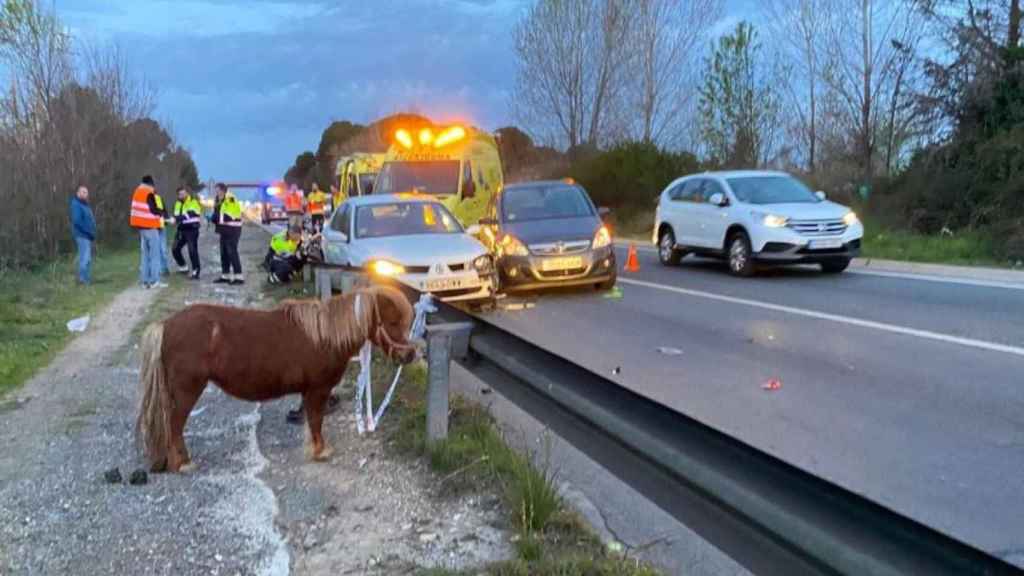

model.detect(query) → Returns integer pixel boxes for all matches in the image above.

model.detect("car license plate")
[541,256,583,271]
[809,239,843,249]
[426,278,463,291]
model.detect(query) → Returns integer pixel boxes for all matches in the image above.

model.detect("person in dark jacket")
[69,185,96,285]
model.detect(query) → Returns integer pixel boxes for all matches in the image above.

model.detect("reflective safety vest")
[219,195,243,227]
[174,197,202,226]
[129,184,161,229]
[284,190,303,213]
[154,194,166,229]
[270,231,299,258]
[307,190,327,215]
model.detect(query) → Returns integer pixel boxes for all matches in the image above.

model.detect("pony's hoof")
[312,447,333,462]
[179,462,196,474]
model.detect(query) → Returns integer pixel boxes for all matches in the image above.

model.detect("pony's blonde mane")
[280,285,410,351]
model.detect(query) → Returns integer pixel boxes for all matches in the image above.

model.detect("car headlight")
[500,234,529,256]
[592,225,611,249]
[369,260,405,276]
[756,212,789,228]
[473,255,493,272]
[843,211,859,226]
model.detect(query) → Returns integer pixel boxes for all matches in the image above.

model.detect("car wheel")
[728,232,756,277]
[821,259,851,274]
[658,229,683,266]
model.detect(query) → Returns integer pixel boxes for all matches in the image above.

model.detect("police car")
[321,194,496,302]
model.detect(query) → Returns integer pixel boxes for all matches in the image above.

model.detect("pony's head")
[362,285,417,364]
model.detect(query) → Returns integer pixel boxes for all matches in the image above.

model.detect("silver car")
[322,194,496,302]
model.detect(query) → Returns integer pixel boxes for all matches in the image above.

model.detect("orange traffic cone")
[624,244,640,273]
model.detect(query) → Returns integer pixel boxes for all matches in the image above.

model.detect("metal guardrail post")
[424,322,473,444]
[315,267,331,302]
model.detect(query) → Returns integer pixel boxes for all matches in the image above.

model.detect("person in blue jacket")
[69,185,96,285]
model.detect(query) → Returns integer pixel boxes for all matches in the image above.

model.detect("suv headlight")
[500,234,529,256]
[755,212,789,228]
[473,254,493,273]
[592,225,611,249]
[369,260,405,276]
[843,211,859,226]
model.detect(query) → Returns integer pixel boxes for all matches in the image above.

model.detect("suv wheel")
[658,229,683,266]
[728,232,756,277]
[821,259,851,274]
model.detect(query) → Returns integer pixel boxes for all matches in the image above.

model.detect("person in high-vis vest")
[129,175,166,289]
[284,184,304,231]
[263,228,306,284]
[307,182,328,232]
[213,184,244,285]
[154,192,171,276]
[172,186,202,279]
[330,184,344,213]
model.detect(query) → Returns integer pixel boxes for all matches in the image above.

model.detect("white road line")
[848,269,1024,291]
[618,277,1024,358]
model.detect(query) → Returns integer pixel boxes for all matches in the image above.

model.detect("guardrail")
[305,263,1019,575]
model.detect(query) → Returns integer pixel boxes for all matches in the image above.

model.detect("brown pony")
[135,285,416,473]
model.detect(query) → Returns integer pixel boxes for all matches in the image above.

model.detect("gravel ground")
[0,224,512,575]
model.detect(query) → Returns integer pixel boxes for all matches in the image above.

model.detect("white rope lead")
[354,293,435,434]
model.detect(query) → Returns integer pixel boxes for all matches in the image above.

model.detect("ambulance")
[336,153,385,199]
[372,122,503,226]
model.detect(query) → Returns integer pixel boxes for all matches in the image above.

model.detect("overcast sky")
[55,0,752,181]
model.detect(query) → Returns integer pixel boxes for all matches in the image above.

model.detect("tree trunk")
[861,0,873,183]
[1010,0,1021,49]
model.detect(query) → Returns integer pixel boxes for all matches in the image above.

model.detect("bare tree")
[764,0,830,172]
[629,0,721,146]
[821,0,925,179]
[512,0,633,151]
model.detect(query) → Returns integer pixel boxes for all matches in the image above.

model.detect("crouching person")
[264,228,306,284]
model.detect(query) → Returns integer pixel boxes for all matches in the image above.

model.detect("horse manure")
[128,469,148,486]
[103,467,122,484]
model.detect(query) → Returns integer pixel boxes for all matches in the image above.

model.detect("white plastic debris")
[656,346,683,356]
[66,315,90,333]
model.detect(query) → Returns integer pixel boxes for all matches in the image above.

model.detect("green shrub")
[569,141,700,219]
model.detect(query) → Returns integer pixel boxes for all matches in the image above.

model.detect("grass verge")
[387,364,660,576]
[859,220,1002,267]
[0,247,139,397]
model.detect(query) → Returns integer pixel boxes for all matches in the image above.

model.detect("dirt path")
[0,225,511,575]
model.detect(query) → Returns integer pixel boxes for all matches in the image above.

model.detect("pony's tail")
[135,322,170,471]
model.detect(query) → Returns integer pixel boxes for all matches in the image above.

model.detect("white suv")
[652,171,864,276]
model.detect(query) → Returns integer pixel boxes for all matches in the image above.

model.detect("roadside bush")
[569,141,700,219]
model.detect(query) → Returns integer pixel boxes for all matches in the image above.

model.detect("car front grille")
[536,266,588,279]
[787,219,847,236]
[529,240,591,255]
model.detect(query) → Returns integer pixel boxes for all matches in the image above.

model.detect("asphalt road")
[477,244,1024,568]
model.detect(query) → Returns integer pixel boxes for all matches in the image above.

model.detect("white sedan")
[322,194,496,302]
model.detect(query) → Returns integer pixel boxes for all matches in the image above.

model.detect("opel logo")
[556,241,565,254]
[817,223,825,232]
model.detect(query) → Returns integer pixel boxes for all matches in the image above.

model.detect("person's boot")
[190,269,200,280]
[230,273,244,286]
[214,275,230,284]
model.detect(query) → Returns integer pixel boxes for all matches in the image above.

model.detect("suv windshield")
[726,176,820,204]
[375,161,459,195]
[502,185,594,222]
[355,202,463,238]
